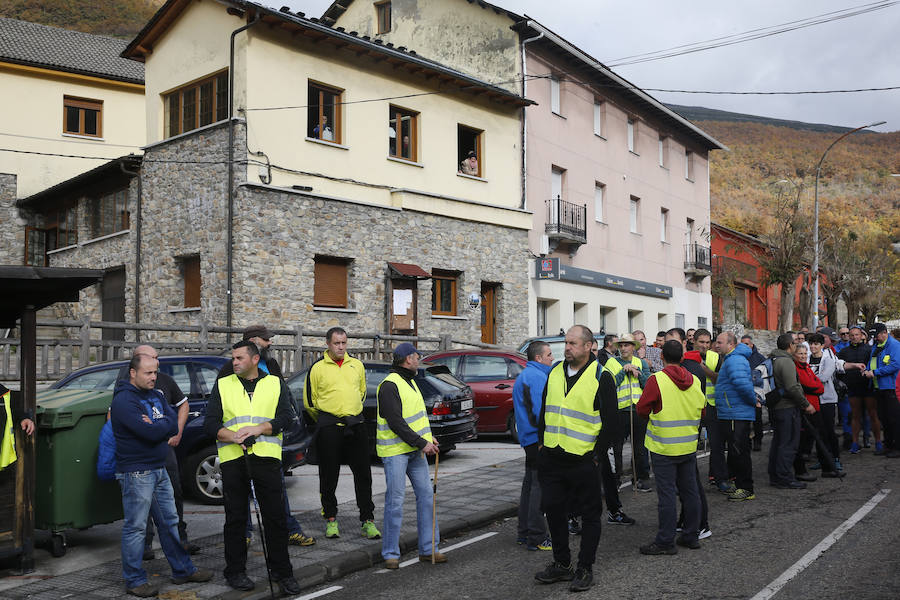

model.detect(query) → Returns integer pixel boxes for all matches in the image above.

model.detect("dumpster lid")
[36,389,115,430]
[0,266,103,328]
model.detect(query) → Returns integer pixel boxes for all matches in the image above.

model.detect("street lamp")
[812,120,886,330]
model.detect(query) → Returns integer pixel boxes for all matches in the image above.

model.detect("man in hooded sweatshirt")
[636,340,706,555]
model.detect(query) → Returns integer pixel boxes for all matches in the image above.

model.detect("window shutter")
[314,258,348,307]
[184,256,201,308]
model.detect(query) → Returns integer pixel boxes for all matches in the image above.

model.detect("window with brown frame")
[389,105,418,161]
[314,256,350,308]
[91,188,130,239]
[163,71,229,138]
[376,1,392,34]
[63,96,102,137]
[307,82,343,143]
[24,227,48,266]
[457,125,483,177]
[42,204,77,250]
[431,270,458,316]
[182,255,201,308]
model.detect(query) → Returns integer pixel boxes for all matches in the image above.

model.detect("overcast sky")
[282,0,898,133]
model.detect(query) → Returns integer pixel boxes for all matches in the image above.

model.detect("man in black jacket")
[838,326,882,453]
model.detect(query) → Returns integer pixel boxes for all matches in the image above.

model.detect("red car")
[423,350,526,441]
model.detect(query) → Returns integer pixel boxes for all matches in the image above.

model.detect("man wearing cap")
[863,323,900,457]
[376,342,443,568]
[305,327,380,540]
[604,333,651,491]
[0,384,35,472]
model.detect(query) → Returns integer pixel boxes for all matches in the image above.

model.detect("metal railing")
[545,196,587,243]
[684,243,712,275]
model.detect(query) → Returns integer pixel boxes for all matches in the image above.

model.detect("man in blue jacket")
[513,340,554,551]
[864,323,900,458]
[111,355,211,597]
[713,332,758,501]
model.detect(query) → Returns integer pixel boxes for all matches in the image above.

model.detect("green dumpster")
[34,389,122,556]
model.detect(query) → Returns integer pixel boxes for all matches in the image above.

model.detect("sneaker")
[636,479,652,493]
[675,536,700,549]
[716,481,736,494]
[569,567,593,592]
[567,517,582,535]
[727,488,756,501]
[289,532,316,546]
[534,560,575,583]
[607,510,636,526]
[527,538,552,551]
[698,527,712,540]
[325,519,340,538]
[639,542,677,555]
[172,568,213,585]
[834,459,844,471]
[810,462,821,470]
[384,558,399,569]
[849,442,860,454]
[874,442,886,455]
[361,520,382,539]
[126,582,159,598]
[225,573,255,591]
[278,577,301,595]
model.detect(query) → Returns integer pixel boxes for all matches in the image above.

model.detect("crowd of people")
[512,322,900,593]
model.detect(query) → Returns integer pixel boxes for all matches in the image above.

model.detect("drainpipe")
[520,24,543,210]
[120,157,142,338]
[227,11,260,339]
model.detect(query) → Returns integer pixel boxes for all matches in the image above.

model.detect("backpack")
[757,357,785,406]
[96,419,116,481]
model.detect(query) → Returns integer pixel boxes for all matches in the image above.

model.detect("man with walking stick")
[376,343,444,569]
[203,341,301,595]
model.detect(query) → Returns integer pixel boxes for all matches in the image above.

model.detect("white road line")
[750,488,892,600]
[375,531,500,573]
[291,585,343,600]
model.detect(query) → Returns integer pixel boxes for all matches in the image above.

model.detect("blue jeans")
[381,450,439,560]
[117,468,196,588]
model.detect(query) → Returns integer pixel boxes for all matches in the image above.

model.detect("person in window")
[313,115,334,141]
[459,150,478,176]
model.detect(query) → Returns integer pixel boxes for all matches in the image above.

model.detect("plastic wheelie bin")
[34,388,123,557]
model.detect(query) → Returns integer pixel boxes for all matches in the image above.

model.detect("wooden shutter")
[314,257,348,308]
[184,255,201,308]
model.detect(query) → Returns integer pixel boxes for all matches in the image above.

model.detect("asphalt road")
[295,446,900,600]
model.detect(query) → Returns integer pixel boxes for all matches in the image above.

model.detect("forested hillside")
[0,0,162,38]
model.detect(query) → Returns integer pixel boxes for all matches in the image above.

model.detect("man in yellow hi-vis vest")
[604,333,651,491]
[535,326,618,593]
[376,343,443,570]
[203,341,300,595]
[695,328,727,491]
[636,340,706,555]
[0,383,35,471]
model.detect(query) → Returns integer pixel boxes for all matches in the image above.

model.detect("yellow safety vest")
[703,351,720,405]
[216,375,283,464]
[603,357,644,409]
[1,391,16,470]
[644,371,705,456]
[376,372,433,458]
[544,361,603,456]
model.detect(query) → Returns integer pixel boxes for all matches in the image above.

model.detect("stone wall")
[0,173,24,265]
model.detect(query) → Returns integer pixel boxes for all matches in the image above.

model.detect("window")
[660,208,669,242]
[24,227,47,266]
[685,150,695,180]
[375,1,391,34]
[593,101,605,136]
[627,118,636,153]
[182,254,201,308]
[685,218,695,245]
[628,310,642,333]
[427,355,461,375]
[461,355,509,382]
[308,81,343,143]
[457,124,483,177]
[163,71,228,138]
[389,105,418,161]
[675,313,685,330]
[698,316,708,329]
[91,189,129,238]
[431,269,458,316]
[659,136,669,168]
[550,76,561,115]
[63,96,102,137]
[629,196,640,233]
[39,204,77,252]
[594,183,605,222]
[551,167,564,201]
[314,255,350,308]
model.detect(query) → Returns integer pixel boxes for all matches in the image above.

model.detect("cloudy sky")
[282,0,899,132]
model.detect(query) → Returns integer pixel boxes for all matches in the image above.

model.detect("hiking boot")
[126,582,159,597]
[796,473,817,482]
[527,538,552,551]
[278,577,301,595]
[172,568,213,585]
[534,560,575,583]
[289,532,316,546]
[607,510,636,525]
[569,567,593,592]
[636,479,652,493]
[384,558,399,569]
[698,527,712,540]
[325,520,340,538]
[849,442,860,454]
[516,536,526,545]
[822,470,846,478]
[567,517,581,535]
[419,552,447,563]
[639,542,677,555]
[727,488,756,501]
[142,548,154,561]
[675,536,701,549]
[361,520,381,539]
[225,573,255,591]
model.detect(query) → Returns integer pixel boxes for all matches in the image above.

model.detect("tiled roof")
[0,17,144,84]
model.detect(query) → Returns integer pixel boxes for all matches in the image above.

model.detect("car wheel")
[185,445,224,505]
[508,412,518,443]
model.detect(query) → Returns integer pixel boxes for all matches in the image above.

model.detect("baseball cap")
[870,323,888,335]
[243,324,273,341]
[393,342,420,360]
[818,326,839,342]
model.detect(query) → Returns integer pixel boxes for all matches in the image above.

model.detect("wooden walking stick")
[431,450,440,564]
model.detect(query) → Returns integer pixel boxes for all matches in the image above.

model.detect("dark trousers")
[613,409,649,482]
[518,444,547,545]
[753,405,764,445]
[146,446,187,548]
[598,446,622,513]
[769,407,801,485]
[651,452,700,547]
[678,432,709,530]
[221,455,292,580]
[315,422,375,522]
[819,404,841,461]
[877,389,900,449]
[719,419,754,492]
[705,405,727,482]
[538,452,603,570]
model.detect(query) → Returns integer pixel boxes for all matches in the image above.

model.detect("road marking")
[291,585,343,600]
[375,531,499,573]
[750,488,891,600]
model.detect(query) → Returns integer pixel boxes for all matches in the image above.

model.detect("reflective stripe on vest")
[603,357,643,409]
[644,371,705,456]
[0,392,16,470]
[376,373,433,458]
[216,375,283,464]
[704,351,719,405]
[544,361,603,456]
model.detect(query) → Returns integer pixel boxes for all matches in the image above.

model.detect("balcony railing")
[545,196,587,245]
[712,255,758,284]
[683,243,712,277]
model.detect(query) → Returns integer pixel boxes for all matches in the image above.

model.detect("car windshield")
[57,366,119,390]
[421,367,466,394]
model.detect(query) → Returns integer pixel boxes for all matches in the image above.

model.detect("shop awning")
[387,262,431,280]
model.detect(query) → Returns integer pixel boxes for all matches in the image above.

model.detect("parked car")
[422,350,526,442]
[286,361,477,457]
[48,355,312,505]
[517,332,606,364]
